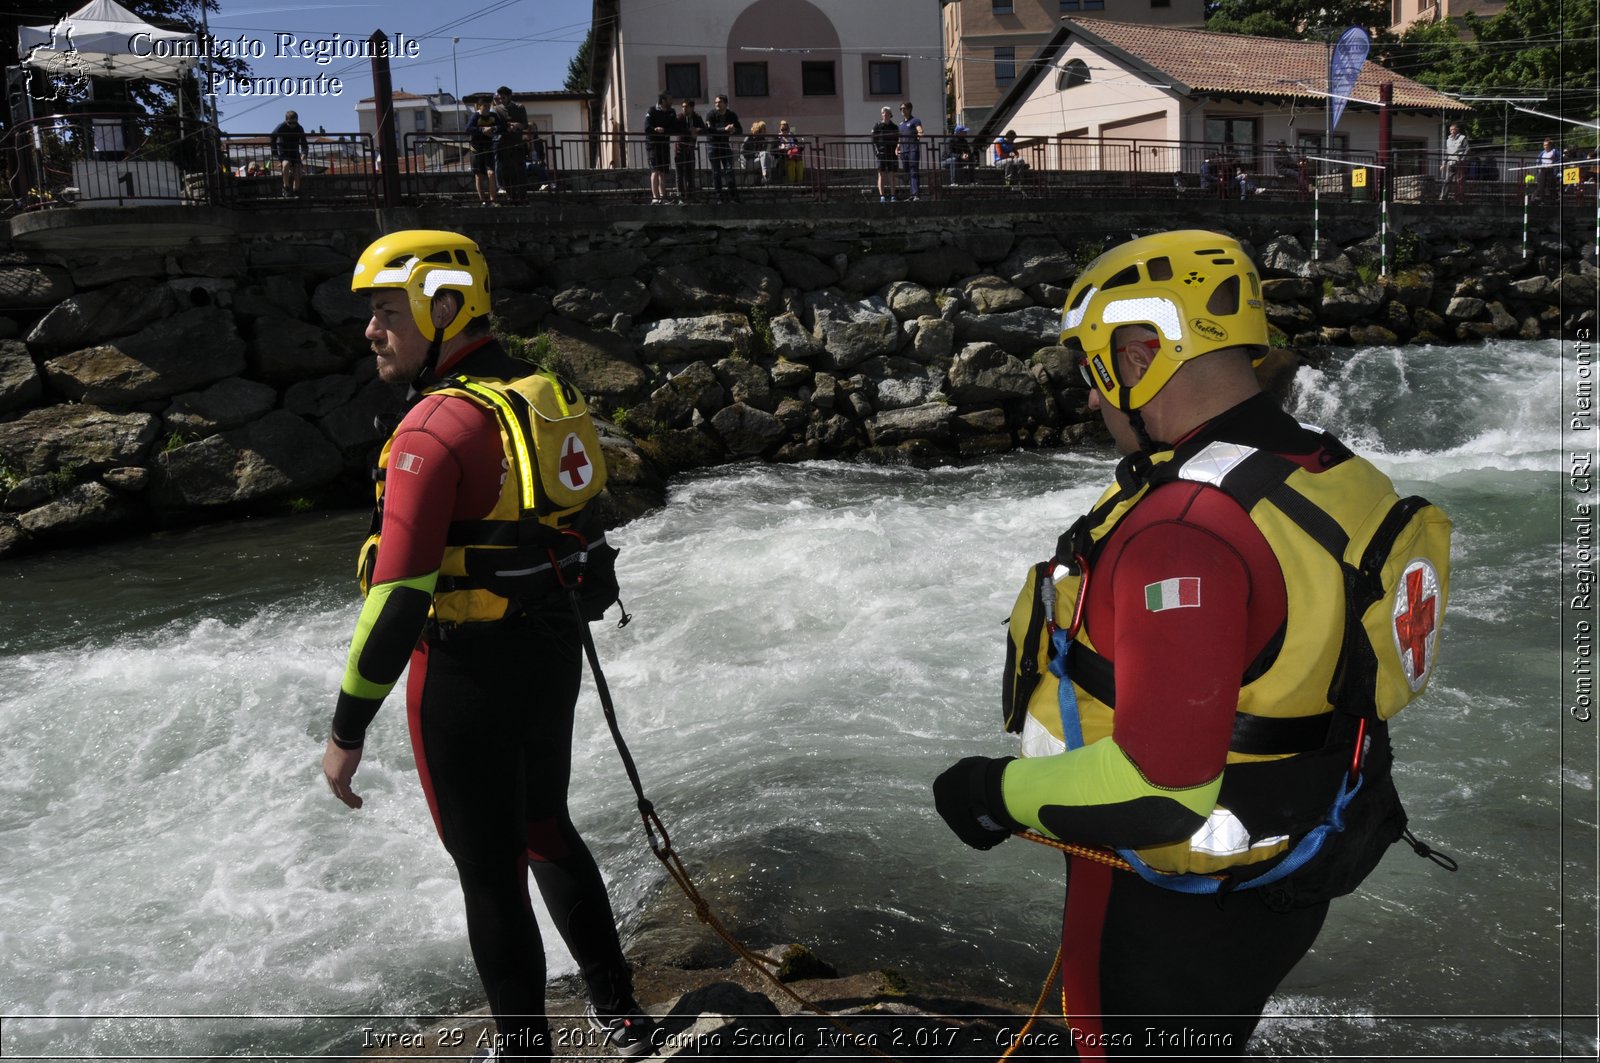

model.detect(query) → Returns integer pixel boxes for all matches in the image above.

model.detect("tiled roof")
[1067,18,1469,111]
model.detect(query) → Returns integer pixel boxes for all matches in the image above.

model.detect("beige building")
[978,18,1469,175]
[590,0,946,167]
[943,0,1203,132]
[1389,0,1506,35]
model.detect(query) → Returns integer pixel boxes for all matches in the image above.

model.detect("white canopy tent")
[18,0,197,83]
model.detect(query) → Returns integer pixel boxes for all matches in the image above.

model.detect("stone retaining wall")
[0,200,1594,559]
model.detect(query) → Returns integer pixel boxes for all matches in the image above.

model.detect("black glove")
[933,756,1019,850]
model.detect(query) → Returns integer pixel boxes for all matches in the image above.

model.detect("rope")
[997,942,1063,1062]
[568,591,908,1061]
[1011,830,1134,872]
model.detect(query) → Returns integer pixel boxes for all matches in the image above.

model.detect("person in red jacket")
[936,230,1447,1057]
[322,230,654,1060]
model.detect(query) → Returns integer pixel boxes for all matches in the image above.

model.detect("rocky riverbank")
[0,206,1593,560]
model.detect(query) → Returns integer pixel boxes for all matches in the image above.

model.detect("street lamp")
[451,37,461,129]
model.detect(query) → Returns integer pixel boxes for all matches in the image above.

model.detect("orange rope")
[1011,829,1134,872]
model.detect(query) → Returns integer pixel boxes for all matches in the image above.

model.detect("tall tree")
[564,27,594,93]
[1390,0,1598,147]
[1206,0,1391,39]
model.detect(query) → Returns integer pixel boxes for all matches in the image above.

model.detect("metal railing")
[7,118,1591,215]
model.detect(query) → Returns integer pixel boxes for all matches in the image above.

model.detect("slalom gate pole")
[1380,194,1390,278]
[1313,183,1321,259]
[1523,187,1530,260]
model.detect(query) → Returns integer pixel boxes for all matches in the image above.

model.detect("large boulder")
[947,342,1041,405]
[962,274,1031,314]
[910,317,956,366]
[310,274,370,329]
[0,263,73,309]
[873,367,941,411]
[25,278,178,350]
[233,274,311,320]
[1318,284,1384,327]
[953,306,1059,355]
[768,248,839,291]
[542,318,651,403]
[0,339,43,415]
[247,316,356,382]
[804,291,900,371]
[0,404,160,477]
[884,281,938,322]
[637,314,754,362]
[41,308,246,405]
[1389,267,1434,309]
[649,257,784,316]
[866,402,957,445]
[152,410,343,509]
[16,481,132,540]
[712,357,774,411]
[284,374,359,419]
[552,247,648,288]
[1257,236,1315,279]
[905,245,980,288]
[998,238,1076,288]
[709,402,786,456]
[163,377,279,438]
[553,278,651,327]
[318,377,406,456]
[841,254,908,295]
[767,311,822,362]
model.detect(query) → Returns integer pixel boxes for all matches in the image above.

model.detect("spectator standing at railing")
[673,98,707,204]
[945,124,974,187]
[1234,164,1256,200]
[270,109,306,198]
[527,123,552,191]
[493,87,528,202]
[1273,141,1297,181]
[896,102,923,201]
[466,97,500,206]
[871,107,899,201]
[776,120,803,184]
[644,93,676,205]
[706,94,743,203]
[1438,123,1467,203]
[1536,138,1561,203]
[743,120,772,185]
[994,128,1028,188]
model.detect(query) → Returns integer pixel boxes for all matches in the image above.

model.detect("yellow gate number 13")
[1352,167,1368,188]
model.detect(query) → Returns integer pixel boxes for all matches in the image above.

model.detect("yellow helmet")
[1059,230,1267,411]
[350,229,491,344]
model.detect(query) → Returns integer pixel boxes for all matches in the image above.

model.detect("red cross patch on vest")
[559,432,592,490]
[1392,558,1440,691]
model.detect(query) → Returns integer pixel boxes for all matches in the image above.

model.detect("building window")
[665,63,701,101]
[413,109,426,130]
[1207,116,1260,158]
[995,46,1016,86]
[734,62,769,97]
[868,60,903,96]
[1056,58,1090,90]
[801,61,836,96]
[993,0,1014,12]
[1061,0,1105,10]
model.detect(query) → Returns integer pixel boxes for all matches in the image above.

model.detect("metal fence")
[6,119,1594,216]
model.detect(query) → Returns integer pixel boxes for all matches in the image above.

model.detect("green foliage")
[1390,0,1599,147]
[1322,277,1336,299]
[1354,261,1380,285]
[564,28,594,93]
[45,464,78,498]
[1394,228,1424,269]
[0,463,21,495]
[285,496,314,514]
[748,306,775,358]
[504,332,557,369]
[1206,0,1391,40]
[161,431,192,454]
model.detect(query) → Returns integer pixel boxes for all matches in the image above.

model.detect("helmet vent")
[1206,275,1240,316]
[1147,257,1173,281]
[1104,265,1141,290]
[1211,257,1235,265]
[455,250,471,265]
[422,251,453,264]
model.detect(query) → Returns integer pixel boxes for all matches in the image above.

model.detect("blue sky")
[204,0,590,133]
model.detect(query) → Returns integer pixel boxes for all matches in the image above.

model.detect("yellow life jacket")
[358,366,616,628]
[1003,425,1451,879]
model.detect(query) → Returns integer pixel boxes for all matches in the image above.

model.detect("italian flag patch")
[1144,577,1201,612]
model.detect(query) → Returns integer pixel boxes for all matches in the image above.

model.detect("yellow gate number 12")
[1565,166,1581,186]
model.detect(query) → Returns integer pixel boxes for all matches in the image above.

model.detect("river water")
[1,338,1594,1060]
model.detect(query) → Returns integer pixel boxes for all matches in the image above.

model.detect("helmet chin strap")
[1126,407,1167,453]
[406,327,447,404]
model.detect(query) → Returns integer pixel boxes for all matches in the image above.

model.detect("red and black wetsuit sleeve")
[1000,480,1288,848]
[329,393,503,747]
